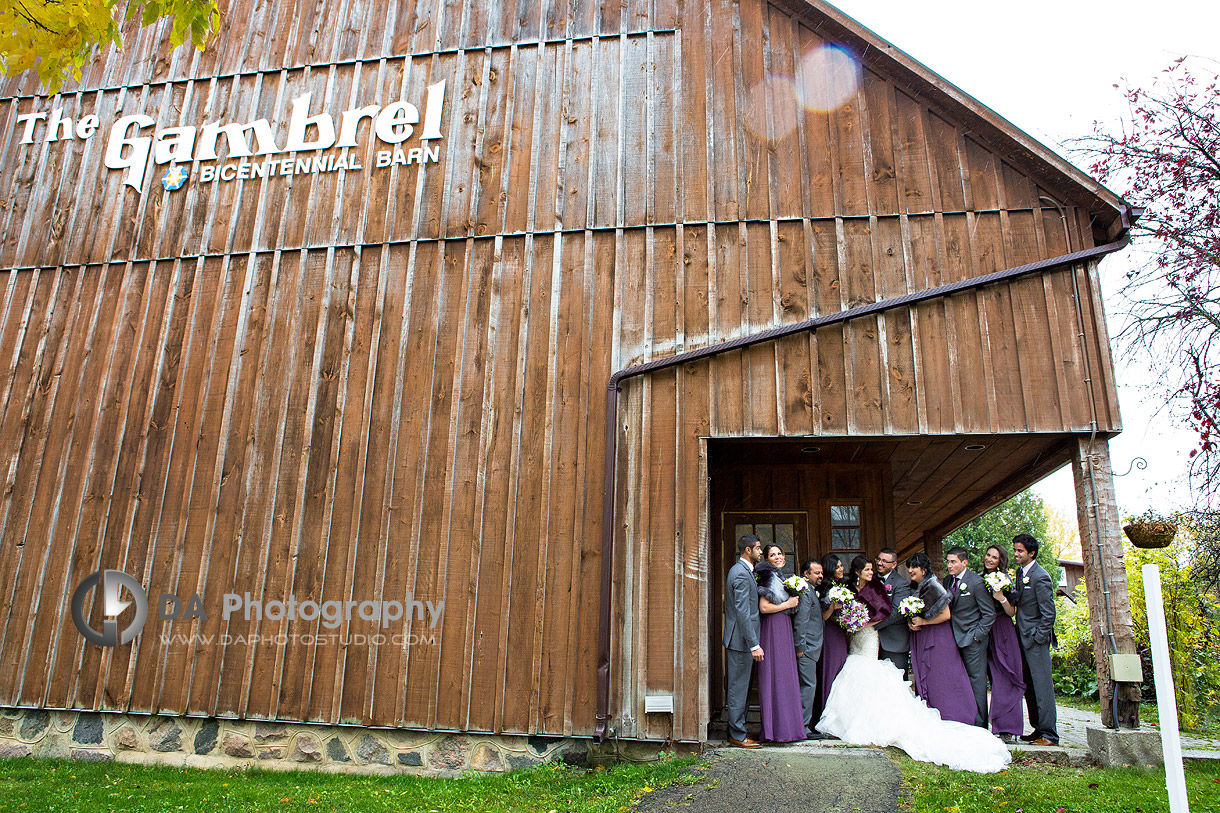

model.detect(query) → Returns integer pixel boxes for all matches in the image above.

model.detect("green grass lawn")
[0,755,699,812]
[894,751,1220,813]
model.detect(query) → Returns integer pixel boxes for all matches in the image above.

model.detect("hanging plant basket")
[1122,520,1177,549]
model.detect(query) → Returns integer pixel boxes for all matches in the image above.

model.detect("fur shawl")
[754,562,789,605]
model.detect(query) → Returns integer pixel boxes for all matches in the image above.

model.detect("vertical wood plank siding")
[0,0,1122,740]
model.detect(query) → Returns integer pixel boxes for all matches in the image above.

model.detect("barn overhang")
[596,229,1134,740]
[708,433,1091,557]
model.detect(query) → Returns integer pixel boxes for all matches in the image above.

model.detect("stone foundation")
[0,707,668,776]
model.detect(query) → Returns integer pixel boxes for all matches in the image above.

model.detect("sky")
[825,0,1220,522]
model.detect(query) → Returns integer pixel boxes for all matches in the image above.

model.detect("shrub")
[1053,535,1220,730]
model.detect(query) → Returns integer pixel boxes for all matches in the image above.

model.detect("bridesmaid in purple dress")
[984,544,1026,743]
[905,552,977,726]
[816,554,849,714]
[755,544,806,742]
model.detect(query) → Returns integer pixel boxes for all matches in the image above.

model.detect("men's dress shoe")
[998,733,1017,744]
[806,731,828,741]
[1019,732,1040,742]
[1031,737,1058,747]
[728,737,761,748]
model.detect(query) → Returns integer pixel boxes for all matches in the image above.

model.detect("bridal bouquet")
[897,596,924,619]
[837,599,870,633]
[783,575,811,596]
[826,585,853,605]
[781,575,810,615]
[984,571,1013,592]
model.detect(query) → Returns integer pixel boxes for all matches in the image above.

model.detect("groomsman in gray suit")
[1012,533,1059,745]
[946,546,996,727]
[873,547,911,677]
[723,533,764,747]
[793,558,826,738]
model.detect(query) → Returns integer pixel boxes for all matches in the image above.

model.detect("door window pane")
[775,523,796,577]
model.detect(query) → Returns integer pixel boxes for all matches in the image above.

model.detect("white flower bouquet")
[897,596,925,619]
[984,571,1013,592]
[783,575,811,596]
[826,585,853,605]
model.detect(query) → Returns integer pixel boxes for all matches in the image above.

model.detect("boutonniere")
[1022,576,1030,585]
[884,583,893,594]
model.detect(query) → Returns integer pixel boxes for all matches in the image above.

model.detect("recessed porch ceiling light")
[802,446,821,453]
[964,444,986,451]
[906,500,922,506]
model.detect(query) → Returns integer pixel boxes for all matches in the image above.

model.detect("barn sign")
[12,80,447,191]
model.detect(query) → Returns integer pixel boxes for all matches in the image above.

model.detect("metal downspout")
[593,232,1132,742]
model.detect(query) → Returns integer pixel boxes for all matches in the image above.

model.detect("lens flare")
[744,75,801,142]
[795,45,861,112]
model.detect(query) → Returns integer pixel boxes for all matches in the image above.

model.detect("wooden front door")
[709,511,809,731]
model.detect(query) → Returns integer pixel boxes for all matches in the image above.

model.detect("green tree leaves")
[1055,536,1220,730]
[942,489,1061,583]
[0,0,218,95]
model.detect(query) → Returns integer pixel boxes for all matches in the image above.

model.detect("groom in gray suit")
[723,533,764,747]
[1013,533,1059,745]
[873,547,911,677]
[793,558,825,738]
[946,546,996,727]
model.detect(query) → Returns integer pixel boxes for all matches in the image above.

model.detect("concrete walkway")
[1057,703,1220,760]
[636,742,901,813]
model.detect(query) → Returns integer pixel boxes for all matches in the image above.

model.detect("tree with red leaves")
[1072,58,1220,507]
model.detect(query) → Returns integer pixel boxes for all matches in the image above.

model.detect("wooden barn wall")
[3,0,1115,273]
[0,237,1113,739]
[0,0,1125,741]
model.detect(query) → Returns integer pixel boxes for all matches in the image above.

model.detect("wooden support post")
[922,530,943,568]
[1072,436,1141,728]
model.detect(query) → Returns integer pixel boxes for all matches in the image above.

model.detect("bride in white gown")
[816,557,1011,774]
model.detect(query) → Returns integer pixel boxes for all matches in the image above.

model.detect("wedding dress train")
[816,626,1011,773]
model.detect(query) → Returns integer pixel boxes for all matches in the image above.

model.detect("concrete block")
[1086,726,1163,769]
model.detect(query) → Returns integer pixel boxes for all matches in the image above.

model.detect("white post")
[1141,564,1190,813]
